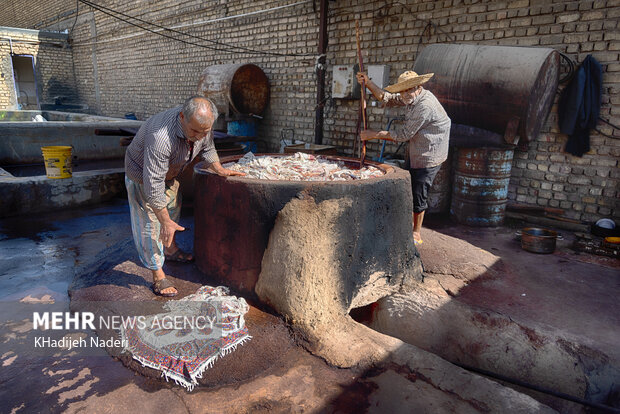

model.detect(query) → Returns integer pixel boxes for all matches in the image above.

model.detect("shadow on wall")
[45,77,78,104]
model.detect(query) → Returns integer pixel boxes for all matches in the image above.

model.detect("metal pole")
[314,0,328,145]
[355,20,367,167]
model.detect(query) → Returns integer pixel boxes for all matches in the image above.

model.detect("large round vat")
[196,64,270,116]
[414,44,559,143]
[193,154,415,295]
[450,147,514,227]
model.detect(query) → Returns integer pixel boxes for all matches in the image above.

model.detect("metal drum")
[414,44,559,144]
[450,147,514,226]
[427,149,452,214]
[196,64,270,116]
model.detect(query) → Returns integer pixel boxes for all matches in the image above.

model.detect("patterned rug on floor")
[119,285,251,391]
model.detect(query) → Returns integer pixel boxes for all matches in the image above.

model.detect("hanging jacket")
[558,54,603,157]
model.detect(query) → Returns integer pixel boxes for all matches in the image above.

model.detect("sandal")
[414,239,423,246]
[164,248,194,263]
[152,278,178,297]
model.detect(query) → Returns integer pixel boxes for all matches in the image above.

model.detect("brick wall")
[0,42,17,109]
[54,0,320,141]
[0,0,617,222]
[323,0,619,223]
[0,0,75,30]
[0,28,77,110]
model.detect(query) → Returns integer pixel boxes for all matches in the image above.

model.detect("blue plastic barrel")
[227,119,256,137]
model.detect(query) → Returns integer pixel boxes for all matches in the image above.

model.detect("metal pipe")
[355,20,367,167]
[314,0,328,145]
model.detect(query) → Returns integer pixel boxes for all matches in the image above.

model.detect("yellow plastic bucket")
[41,146,73,179]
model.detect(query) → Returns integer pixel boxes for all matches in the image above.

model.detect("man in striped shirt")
[357,71,451,245]
[125,96,244,296]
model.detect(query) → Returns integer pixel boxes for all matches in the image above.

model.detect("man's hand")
[209,161,246,177]
[361,129,382,141]
[159,219,185,248]
[356,72,385,101]
[361,130,394,141]
[217,168,245,177]
[360,130,376,141]
[356,72,369,86]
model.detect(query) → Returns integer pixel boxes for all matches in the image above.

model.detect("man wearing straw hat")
[357,70,451,245]
[124,96,244,297]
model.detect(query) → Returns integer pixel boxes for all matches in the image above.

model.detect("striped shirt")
[124,106,219,209]
[382,89,451,169]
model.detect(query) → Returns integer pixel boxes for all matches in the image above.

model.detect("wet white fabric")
[224,152,384,181]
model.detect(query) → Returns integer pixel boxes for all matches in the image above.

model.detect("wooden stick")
[355,20,367,168]
[506,203,565,216]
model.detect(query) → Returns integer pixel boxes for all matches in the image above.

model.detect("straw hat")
[385,71,434,93]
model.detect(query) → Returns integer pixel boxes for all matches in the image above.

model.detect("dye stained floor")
[0,199,617,413]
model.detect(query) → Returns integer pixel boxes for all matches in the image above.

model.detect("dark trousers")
[409,164,441,213]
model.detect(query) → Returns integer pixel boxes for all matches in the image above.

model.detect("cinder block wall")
[0,0,617,222]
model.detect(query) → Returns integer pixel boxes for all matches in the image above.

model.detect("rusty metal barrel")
[450,147,514,226]
[196,64,270,116]
[413,44,559,143]
[427,149,453,214]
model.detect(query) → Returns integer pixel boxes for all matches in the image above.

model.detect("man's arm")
[153,206,184,248]
[199,132,245,177]
[356,72,384,101]
[206,160,245,177]
[361,130,396,141]
[142,138,186,248]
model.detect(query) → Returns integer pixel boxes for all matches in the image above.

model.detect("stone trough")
[0,110,143,217]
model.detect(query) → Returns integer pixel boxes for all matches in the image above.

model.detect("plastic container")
[227,118,256,137]
[41,146,72,179]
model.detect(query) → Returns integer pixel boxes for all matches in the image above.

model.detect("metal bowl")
[521,227,558,254]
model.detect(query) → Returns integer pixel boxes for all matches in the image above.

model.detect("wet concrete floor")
[0,198,368,413]
[1,198,618,413]
[423,214,619,357]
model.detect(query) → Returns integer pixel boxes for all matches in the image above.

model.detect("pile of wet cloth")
[120,285,251,391]
[224,152,384,181]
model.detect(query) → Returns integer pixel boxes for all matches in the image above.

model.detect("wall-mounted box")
[367,64,390,90]
[331,65,360,99]
[331,64,390,99]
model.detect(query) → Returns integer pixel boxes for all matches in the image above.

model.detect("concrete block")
[553,192,568,200]
[539,190,552,199]
[0,169,125,218]
[556,13,581,23]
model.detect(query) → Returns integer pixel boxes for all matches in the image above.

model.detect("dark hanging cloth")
[558,54,603,157]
